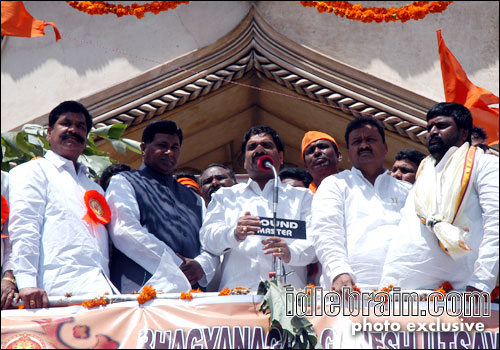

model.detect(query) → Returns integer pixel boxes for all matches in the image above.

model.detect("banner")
[1,295,498,349]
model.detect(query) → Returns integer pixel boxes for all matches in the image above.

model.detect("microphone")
[256,155,285,284]
[257,155,274,171]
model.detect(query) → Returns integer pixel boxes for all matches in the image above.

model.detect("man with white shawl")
[381,103,498,292]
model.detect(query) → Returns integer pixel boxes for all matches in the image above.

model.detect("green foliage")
[258,280,318,349]
[1,123,141,179]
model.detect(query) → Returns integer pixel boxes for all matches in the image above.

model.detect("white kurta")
[8,151,115,296]
[200,179,316,290]
[380,148,499,292]
[312,168,411,290]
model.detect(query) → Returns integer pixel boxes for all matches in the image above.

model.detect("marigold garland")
[66,1,189,19]
[218,288,231,296]
[180,291,193,300]
[300,1,453,23]
[81,296,108,309]
[137,285,157,304]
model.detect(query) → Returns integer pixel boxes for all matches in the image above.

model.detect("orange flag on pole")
[437,30,498,145]
[1,1,61,41]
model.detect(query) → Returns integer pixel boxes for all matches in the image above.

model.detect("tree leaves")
[1,124,141,177]
[258,280,318,349]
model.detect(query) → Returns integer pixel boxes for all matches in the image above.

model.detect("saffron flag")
[1,1,61,41]
[437,30,499,145]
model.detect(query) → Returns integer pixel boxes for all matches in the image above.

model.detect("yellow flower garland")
[66,1,189,19]
[300,1,453,23]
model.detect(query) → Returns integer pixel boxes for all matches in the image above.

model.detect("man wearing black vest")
[106,120,216,293]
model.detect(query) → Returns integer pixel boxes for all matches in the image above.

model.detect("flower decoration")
[440,281,453,292]
[189,288,203,293]
[218,288,231,296]
[299,1,453,23]
[82,190,111,226]
[66,1,189,19]
[137,285,157,304]
[180,292,193,300]
[81,296,109,309]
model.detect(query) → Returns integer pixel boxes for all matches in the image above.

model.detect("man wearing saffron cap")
[311,117,411,292]
[8,101,116,309]
[175,173,202,196]
[301,131,342,193]
[106,120,217,293]
[200,125,316,290]
[381,103,498,292]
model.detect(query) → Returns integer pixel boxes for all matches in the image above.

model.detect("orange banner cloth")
[1,1,61,41]
[437,30,498,145]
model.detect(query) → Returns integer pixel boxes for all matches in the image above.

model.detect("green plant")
[258,280,318,349]
[1,123,141,179]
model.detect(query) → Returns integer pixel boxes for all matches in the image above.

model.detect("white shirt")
[200,178,316,290]
[380,148,499,292]
[312,168,411,289]
[8,151,115,296]
[106,174,218,288]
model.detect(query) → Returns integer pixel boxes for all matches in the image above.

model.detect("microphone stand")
[269,164,286,285]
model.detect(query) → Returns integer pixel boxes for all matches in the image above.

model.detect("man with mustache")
[302,131,342,193]
[200,125,316,290]
[198,164,237,207]
[106,120,217,293]
[381,103,498,292]
[7,101,117,309]
[311,117,411,292]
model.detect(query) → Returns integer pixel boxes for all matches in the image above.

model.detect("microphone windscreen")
[257,155,274,171]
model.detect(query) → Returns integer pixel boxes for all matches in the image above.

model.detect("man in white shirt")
[312,117,411,292]
[381,103,499,292]
[8,101,116,309]
[106,120,217,293]
[200,125,316,290]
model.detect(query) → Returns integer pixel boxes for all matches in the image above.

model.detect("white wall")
[2,1,498,131]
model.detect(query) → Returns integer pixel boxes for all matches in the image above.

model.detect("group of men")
[1,100,498,309]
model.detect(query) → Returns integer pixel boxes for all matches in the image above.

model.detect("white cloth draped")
[381,146,499,292]
[413,143,476,259]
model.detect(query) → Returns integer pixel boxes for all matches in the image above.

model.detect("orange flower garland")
[218,288,231,296]
[180,291,193,300]
[137,285,157,304]
[81,296,109,309]
[66,1,189,19]
[300,1,453,23]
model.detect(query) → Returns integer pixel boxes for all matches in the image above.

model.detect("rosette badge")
[1,195,9,238]
[82,190,111,226]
